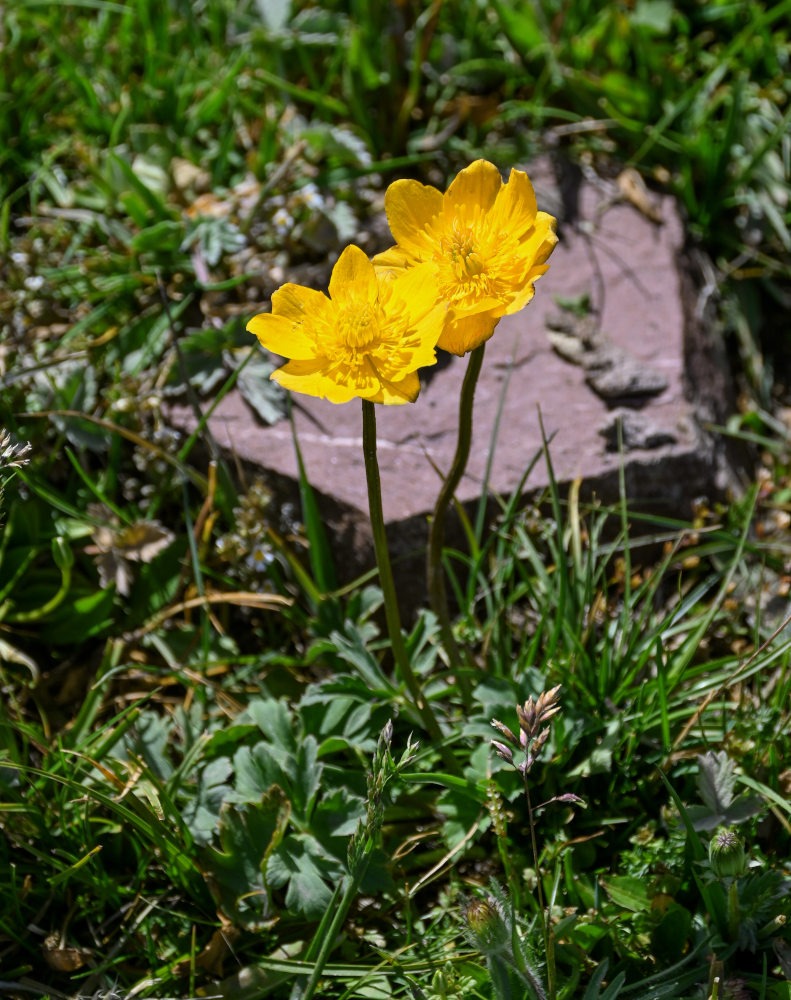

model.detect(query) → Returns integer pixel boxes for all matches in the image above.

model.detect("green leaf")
[122,710,174,781]
[37,586,115,644]
[294,735,322,817]
[493,0,544,53]
[233,742,288,804]
[599,875,651,912]
[247,698,296,753]
[689,751,763,830]
[311,785,365,840]
[266,832,341,919]
[651,902,692,964]
[568,719,619,777]
[328,627,396,694]
[108,151,173,222]
[130,219,184,254]
[235,351,288,426]
[630,0,673,34]
[697,750,735,813]
[200,787,290,929]
[181,757,233,846]
[202,724,258,758]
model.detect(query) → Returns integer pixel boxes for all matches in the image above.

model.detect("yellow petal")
[247,313,315,359]
[342,357,383,398]
[372,244,411,275]
[388,261,442,318]
[328,245,378,306]
[511,216,558,273]
[384,179,443,260]
[376,370,421,405]
[438,311,500,355]
[323,379,367,404]
[444,160,502,225]
[532,214,558,265]
[272,361,357,404]
[271,282,331,325]
[490,167,538,238]
[450,293,504,318]
[500,263,552,317]
[501,281,536,316]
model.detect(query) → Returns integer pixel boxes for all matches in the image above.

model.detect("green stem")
[297,864,369,1000]
[427,343,485,706]
[727,879,740,942]
[362,400,456,772]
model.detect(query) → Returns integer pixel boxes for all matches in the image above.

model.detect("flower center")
[337,303,378,352]
[441,223,485,281]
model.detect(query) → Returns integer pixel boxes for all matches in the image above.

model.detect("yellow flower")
[247,244,442,404]
[373,159,557,356]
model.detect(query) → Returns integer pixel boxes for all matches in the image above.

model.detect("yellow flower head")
[247,244,442,404]
[374,159,557,356]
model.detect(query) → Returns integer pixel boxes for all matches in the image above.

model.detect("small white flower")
[272,207,294,236]
[245,545,274,573]
[297,182,324,211]
[11,252,28,267]
[24,275,45,292]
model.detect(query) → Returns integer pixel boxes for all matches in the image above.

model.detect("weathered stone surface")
[169,159,737,588]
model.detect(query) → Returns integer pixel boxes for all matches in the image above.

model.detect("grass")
[1,0,791,997]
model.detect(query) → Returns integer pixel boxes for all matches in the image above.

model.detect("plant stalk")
[426,343,485,707]
[362,400,456,771]
[524,771,552,998]
[727,879,740,942]
[297,865,368,1000]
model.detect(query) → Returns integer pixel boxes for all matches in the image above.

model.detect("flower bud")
[463,896,509,954]
[491,740,514,766]
[709,827,747,879]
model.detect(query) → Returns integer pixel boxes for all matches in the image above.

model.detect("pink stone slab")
[169,160,734,585]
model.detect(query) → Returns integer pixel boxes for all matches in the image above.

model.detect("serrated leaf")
[202,724,258,758]
[311,785,365,841]
[246,698,296,753]
[234,351,288,425]
[294,735,322,816]
[200,786,290,928]
[329,628,397,694]
[324,200,359,243]
[233,742,287,803]
[182,757,233,846]
[266,832,340,919]
[324,127,372,167]
[127,710,175,781]
[696,751,735,814]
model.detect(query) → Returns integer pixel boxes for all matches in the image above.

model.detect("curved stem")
[427,343,485,706]
[362,400,456,772]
